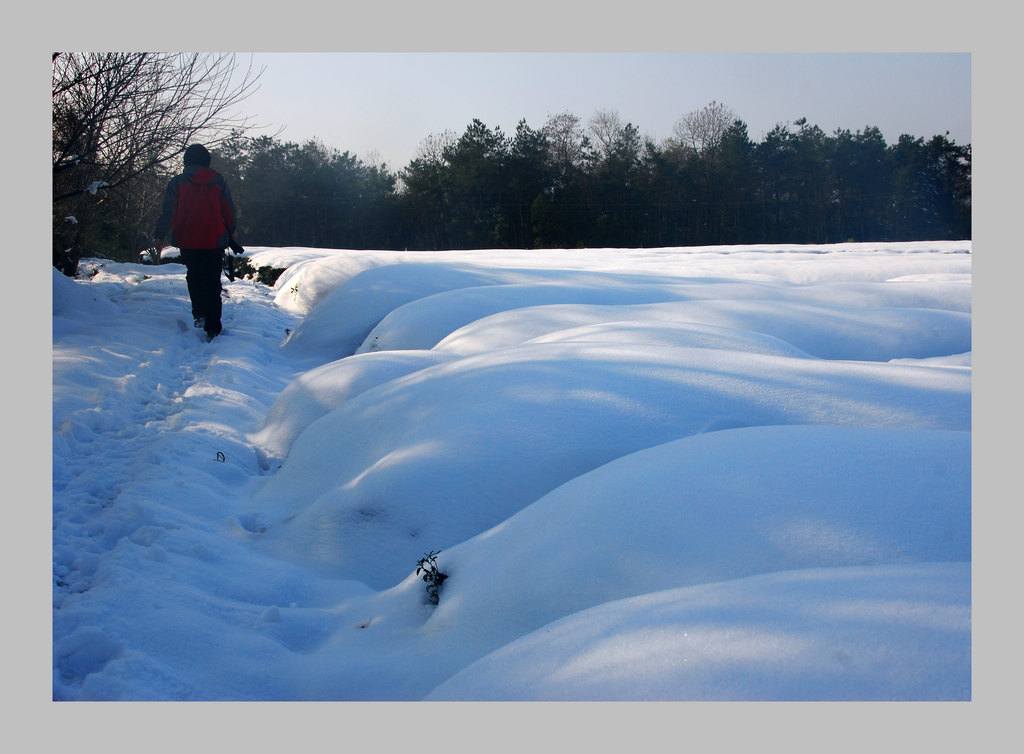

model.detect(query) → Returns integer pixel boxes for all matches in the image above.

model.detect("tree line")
[53,54,970,275]
[214,112,971,253]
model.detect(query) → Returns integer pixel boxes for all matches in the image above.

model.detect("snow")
[52,242,972,707]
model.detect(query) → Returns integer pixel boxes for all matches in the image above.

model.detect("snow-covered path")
[52,262,335,698]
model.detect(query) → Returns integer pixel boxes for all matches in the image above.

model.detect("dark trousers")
[180,249,223,336]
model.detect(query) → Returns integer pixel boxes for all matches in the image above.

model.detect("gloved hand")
[228,239,245,256]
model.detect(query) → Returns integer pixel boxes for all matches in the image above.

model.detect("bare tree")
[586,108,646,187]
[671,100,738,156]
[412,129,458,164]
[541,111,590,188]
[588,108,624,161]
[52,52,263,273]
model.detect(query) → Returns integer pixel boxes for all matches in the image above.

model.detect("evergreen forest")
[53,56,970,270]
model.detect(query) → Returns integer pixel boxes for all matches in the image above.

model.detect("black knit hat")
[183,144,211,167]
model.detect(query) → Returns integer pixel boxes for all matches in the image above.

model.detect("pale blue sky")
[236,52,970,169]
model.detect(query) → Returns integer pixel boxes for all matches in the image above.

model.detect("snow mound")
[397,425,970,674]
[426,562,970,701]
[278,263,522,360]
[250,349,458,468]
[53,266,117,319]
[433,298,969,360]
[249,340,969,589]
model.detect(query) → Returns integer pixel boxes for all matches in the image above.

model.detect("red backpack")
[171,167,233,249]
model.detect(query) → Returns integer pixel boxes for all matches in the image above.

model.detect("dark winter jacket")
[154,165,237,250]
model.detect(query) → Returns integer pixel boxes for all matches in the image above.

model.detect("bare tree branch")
[53,52,264,202]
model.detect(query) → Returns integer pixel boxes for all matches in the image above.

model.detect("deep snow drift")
[52,241,971,701]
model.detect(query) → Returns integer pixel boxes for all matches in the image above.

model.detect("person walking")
[153,143,240,341]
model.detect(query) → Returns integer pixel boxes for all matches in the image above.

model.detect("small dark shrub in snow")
[256,266,285,287]
[416,550,448,606]
[229,256,255,279]
[222,256,285,287]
